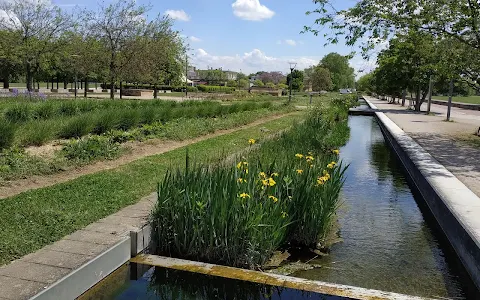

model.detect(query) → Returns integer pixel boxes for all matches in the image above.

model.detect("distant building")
[224,71,238,81]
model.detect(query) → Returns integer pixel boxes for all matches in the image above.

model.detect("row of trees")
[0,0,185,98]
[306,0,480,111]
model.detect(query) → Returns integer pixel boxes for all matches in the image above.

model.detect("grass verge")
[0,113,302,266]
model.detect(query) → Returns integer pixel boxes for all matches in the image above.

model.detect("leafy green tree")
[238,79,249,89]
[356,73,374,94]
[305,0,480,92]
[311,66,333,91]
[253,79,264,87]
[286,70,304,91]
[277,83,288,89]
[265,82,275,88]
[0,0,75,91]
[320,53,354,91]
[0,30,22,88]
[226,80,237,87]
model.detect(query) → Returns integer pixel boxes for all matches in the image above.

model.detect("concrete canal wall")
[364,98,480,290]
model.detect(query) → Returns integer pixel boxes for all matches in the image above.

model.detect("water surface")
[294,116,475,298]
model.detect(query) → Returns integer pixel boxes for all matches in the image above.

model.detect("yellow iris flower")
[296,169,304,175]
[239,193,250,199]
[295,153,304,159]
[269,195,279,203]
[248,139,256,145]
[332,149,340,155]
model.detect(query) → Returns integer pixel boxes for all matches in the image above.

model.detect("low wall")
[430,99,480,111]
[364,98,480,290]
[121,89,153,97]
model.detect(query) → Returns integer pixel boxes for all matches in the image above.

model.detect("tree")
[356,73,374,94]
[253,79,264,87]
[265,82,275,88]
[226,80,237,87]
[0,30,22,88]
[372,31,440,110]
[257,71,285,84]
[88,0,158,99]
[286,70,304,91]
[305,0,480,92]
[320,53,354,91]
[311,66,333,91]
[0,0,75,91]
[238,79,249,89]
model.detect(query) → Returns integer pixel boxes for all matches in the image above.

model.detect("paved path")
[0,193,155,300]
[366,96,480,197]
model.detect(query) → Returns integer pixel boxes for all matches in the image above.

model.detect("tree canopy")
[320,53,355,91]
[286,70,304,91]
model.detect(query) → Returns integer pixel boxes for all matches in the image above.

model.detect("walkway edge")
[364,97,480,290]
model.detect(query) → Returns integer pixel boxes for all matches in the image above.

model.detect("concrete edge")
[29,223,153,300]
[131,254,430,300]
[30,238,131,300]
[368,105,480,289]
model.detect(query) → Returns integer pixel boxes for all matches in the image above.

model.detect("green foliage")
[0,119,16,150]
[254,79,265,87]
[286,70,304,91]
[151,100,351,268]
[356,73,374,93]
[320,53,354,90]
[0,147,59,182]
[60,116,94,139]
[197,85,235,93]
[60,135,120,163]
[4,103,32,123]
[312,66,333,91]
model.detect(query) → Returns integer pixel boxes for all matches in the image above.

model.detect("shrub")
[59,101,78,116]
[61,135,120,163]
[4,103,32,123]
[20,120,56,146]
[0,119,16,150]
[116,110,140,131]
[33,102,55,120]
[197,85,235,93]
[0,147,58,181]
[60,116,94,139]
[92,111,120,135]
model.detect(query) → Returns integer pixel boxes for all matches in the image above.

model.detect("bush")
[61,135,120,163]
[116,110,140,131]
[92,111,120,135]
[197,85,235,93]
[0,119,16,150]
[151,101,352,268]
[4,103,32,123]
[20,120,56,146]
[60,116,94,139]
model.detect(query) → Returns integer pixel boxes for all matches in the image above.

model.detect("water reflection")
[294,116,470,299]
[113,265,350,300]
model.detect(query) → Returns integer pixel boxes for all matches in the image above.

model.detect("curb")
[364,97,480,290]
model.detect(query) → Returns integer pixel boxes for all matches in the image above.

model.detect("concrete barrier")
[364,98,480,290]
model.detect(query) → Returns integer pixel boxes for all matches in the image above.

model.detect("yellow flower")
[239,193,251,199]
[308,151,313,156]
[237,178,245,183]
[267,177,276,186]
[259,172,267,178]
[332,149,340,155]
[243,162,249,166]
[324,173,330,180]
[327,161,337,169]
[269,195,278,203]
[262,179,268,186]
[288,196,292,200]
[306,155,314,161]
[237,162,242,169]
[317,176,329,186]
[245,169,249,174]
[281,211,288,218]
[296,169,304,175]
[295,153,304,159]
[271,172,279,177]
[248,138,256,145]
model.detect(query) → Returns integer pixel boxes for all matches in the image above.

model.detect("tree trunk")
[47,81,49,89]
[84,79,88,98]
[37,81,40,90]
[154,85,158,99]
[26,62,33,91]
[63,80,67,89]
[402,89,406,106]
[414,86,421,111]
[80,81,83,89]
[110,78,115,99]
[3,76,9,89]
[119,81,123,99]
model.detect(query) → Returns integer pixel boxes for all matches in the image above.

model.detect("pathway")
[365,96,480,197]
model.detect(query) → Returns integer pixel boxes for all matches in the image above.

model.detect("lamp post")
[288,62,297,103]
[185,54,188,98]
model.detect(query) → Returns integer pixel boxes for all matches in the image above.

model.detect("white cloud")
[285,39,296,46]
[191,48,319,74]
[232,0,274,21]
[164,9,190,22]
[189,36,201,42]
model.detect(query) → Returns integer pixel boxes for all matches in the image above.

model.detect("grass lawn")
[0,113,303,266]
[433,95,480,105]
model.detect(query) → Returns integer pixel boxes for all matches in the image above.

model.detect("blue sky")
[54,0,376,75]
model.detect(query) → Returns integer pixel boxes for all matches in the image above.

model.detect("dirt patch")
[25,141,64,159]
[0,113,296,199]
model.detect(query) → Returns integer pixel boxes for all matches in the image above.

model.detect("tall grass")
[151,98,352,268]
[0,119,16,150]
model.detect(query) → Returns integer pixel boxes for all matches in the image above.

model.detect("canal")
[80,115,478,299]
